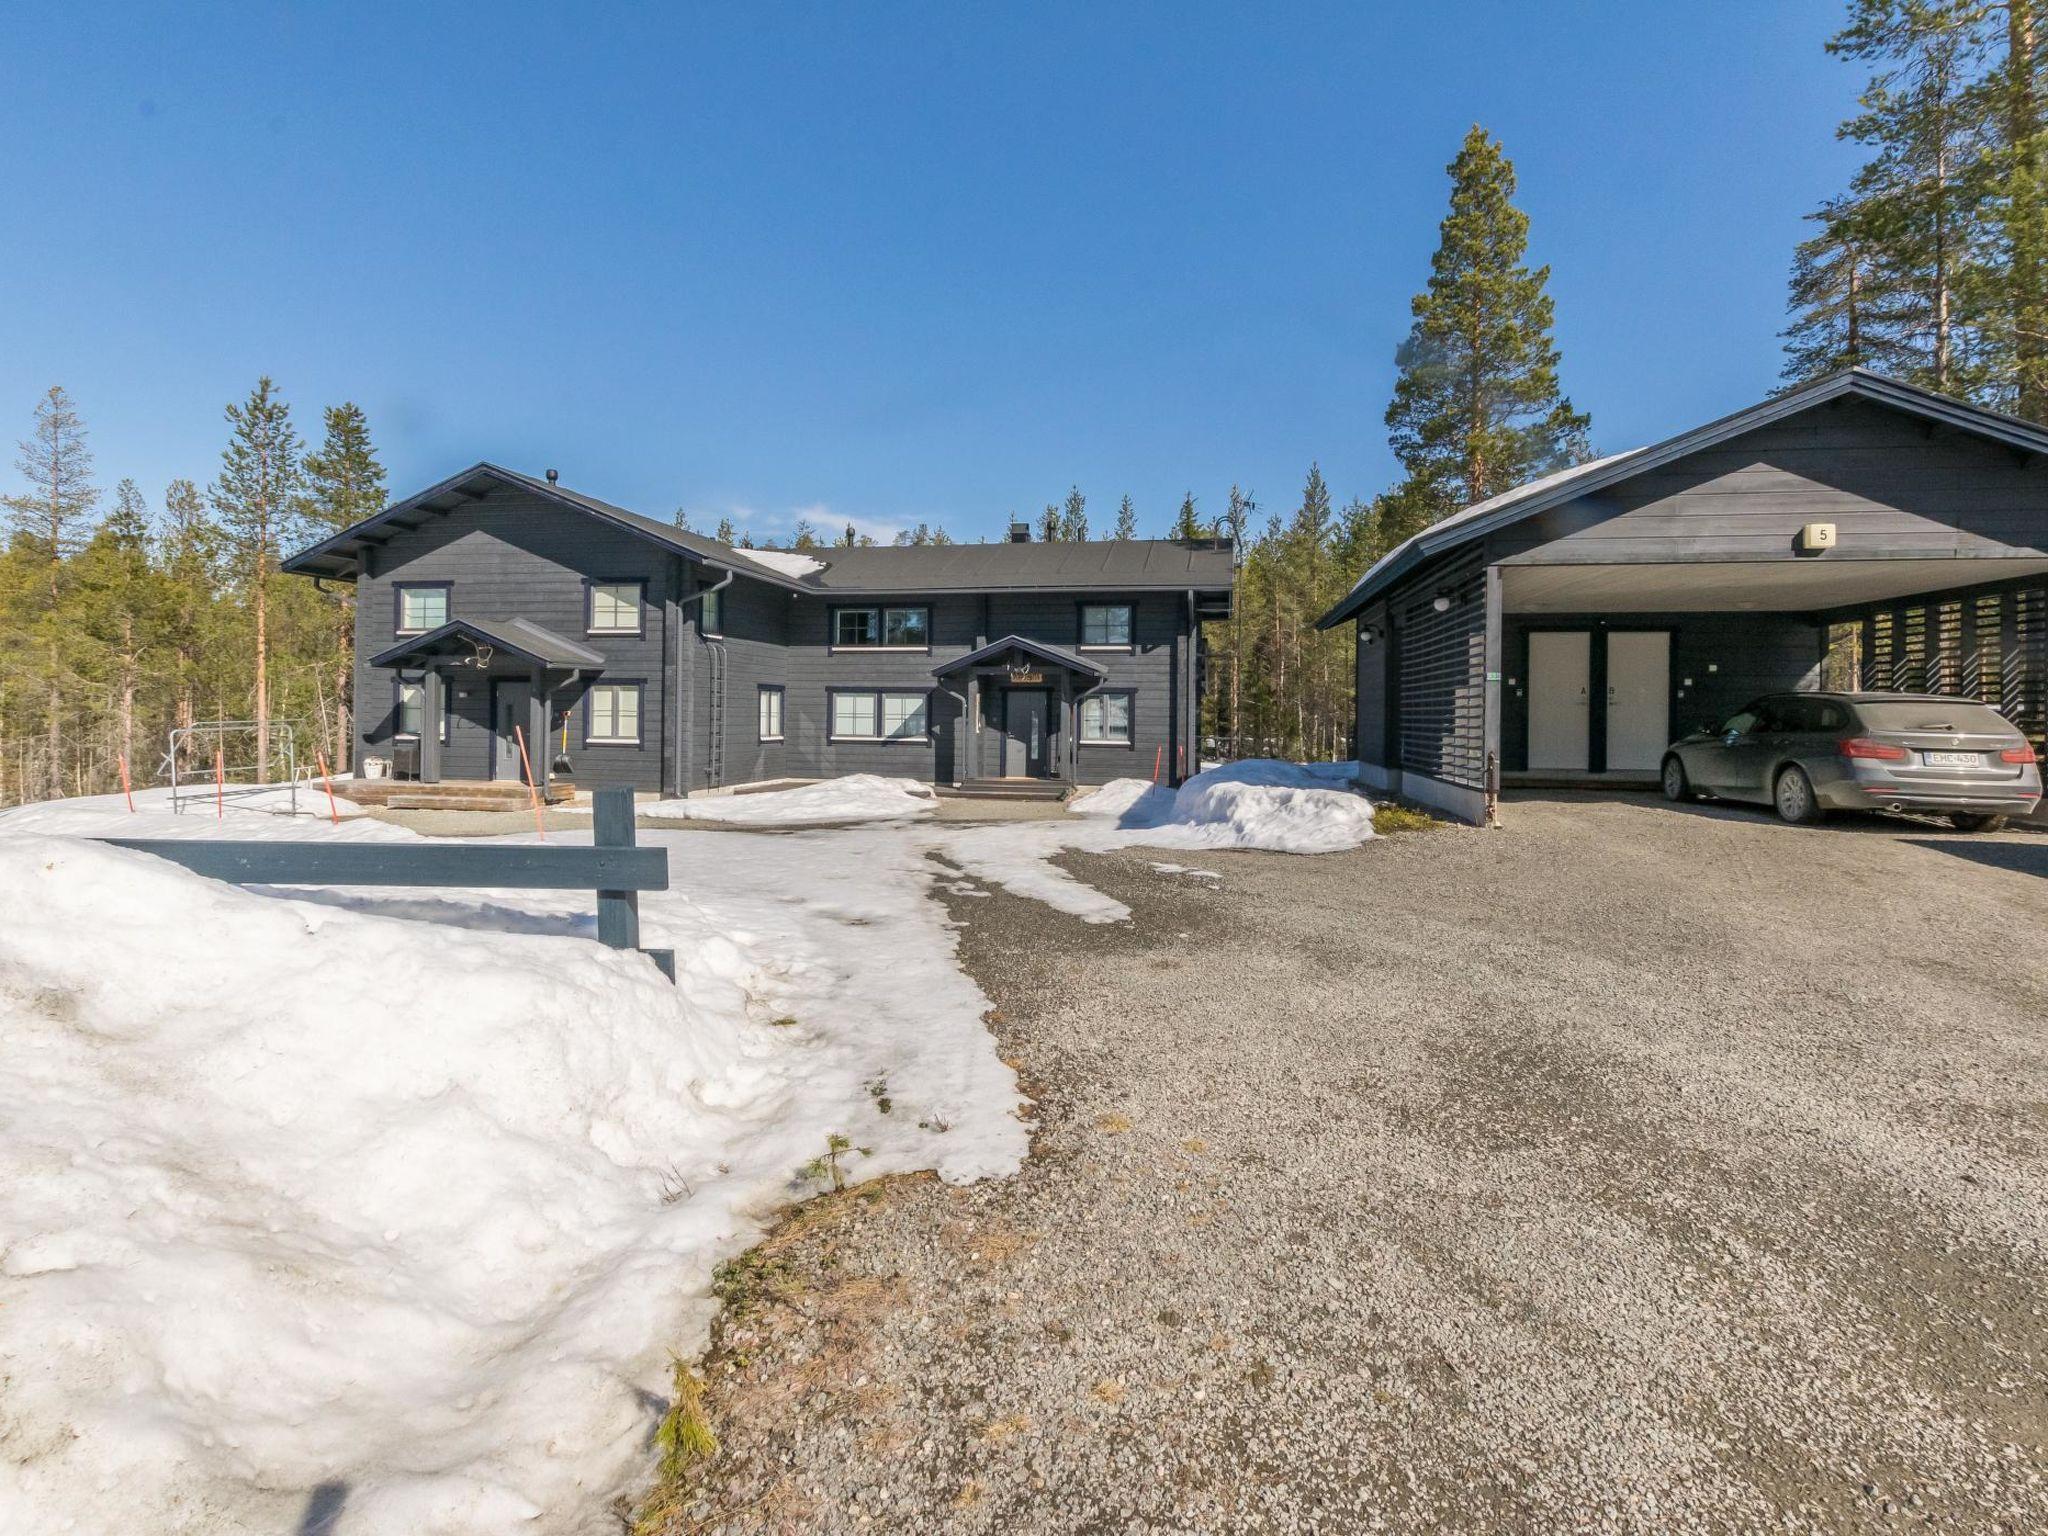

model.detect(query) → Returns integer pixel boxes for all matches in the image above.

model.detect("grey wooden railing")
[101,785,675,980]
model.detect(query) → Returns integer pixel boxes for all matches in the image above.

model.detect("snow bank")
[1072,759,1374,855]
[0,781,383,840]
[932,760,1372,921]
[577,775,938,827]
[0,821,1024,1534]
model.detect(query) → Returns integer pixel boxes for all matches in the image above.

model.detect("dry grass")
[1371,802,1440,834]
[1096,1111,1134,1135]
[1090,1379,1128,1406]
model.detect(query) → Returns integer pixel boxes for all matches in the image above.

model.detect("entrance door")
[1002,690,1052,778]
[492,681,532,781]
[1527,631,1591,770]
[1605,631,1671,771]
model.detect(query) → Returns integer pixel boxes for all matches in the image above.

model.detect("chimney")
[545,468,559,485]
[1008,521,1031,543]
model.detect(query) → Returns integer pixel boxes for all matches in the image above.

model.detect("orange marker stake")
[513,724,545,840]
[1152,745,1162,784]
[118,754,135,813]
[316,750,341,826]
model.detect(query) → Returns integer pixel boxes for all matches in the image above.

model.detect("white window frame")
[394,676,451,745]
[700,586,724,638]
[588,580,644,636]
[586,683,643,747]
[828,688,930,742]
[758,685,785,742]
[1079,690,1134,745]
[1079,602,1134,650]
[395,583,449,635]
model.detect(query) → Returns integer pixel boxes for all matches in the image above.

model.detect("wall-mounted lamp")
[1360,624,1382,645]
[1431,591,1452,613]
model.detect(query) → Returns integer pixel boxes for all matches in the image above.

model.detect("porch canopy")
[368,617,603,784]
[933,634,1106,782]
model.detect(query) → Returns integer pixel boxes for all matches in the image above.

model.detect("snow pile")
[734,547,826,579]
[1069,758,1374,855]
[932,760,1372,923]
[598,775,938,827]
[0,781,381,840]
[0,823,1023,1534]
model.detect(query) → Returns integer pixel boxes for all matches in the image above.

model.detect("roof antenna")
[545,468,559,485]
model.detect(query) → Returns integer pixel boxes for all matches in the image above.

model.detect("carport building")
[1316,371,2048,823]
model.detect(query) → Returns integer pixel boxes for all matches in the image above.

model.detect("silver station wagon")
[1661,691,2042,830]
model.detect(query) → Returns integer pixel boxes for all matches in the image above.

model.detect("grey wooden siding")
[1501,614,1822,772]
[1354,600,1391,765]
[684,571,791,791]
[354,485,681,790]
[1497,398,2048,566]
[1393,547,1488,789]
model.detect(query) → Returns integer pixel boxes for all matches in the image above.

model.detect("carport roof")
[1316,370,2048,629]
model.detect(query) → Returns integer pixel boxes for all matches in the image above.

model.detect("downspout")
[1185,588,1196,784]
[676,568,735,796]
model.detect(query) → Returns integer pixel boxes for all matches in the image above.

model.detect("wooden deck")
[336,778,578,810]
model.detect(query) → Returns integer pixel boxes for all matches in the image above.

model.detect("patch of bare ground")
[638,798,2048,1534]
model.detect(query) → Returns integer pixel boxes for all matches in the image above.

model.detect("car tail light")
[1839,736,1908,761]
[2001,743,2038,764]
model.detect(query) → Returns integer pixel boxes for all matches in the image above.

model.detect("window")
[832,605,929,649]
[1080,691,1134,744]
[829,690,930,741]
[758,685,784,741]
[588,581,643,635]
[394,677,450,744]
[587,683,642,745]
[700,586,723,637]
[395,583,449,634]
[1080,603,1134,648]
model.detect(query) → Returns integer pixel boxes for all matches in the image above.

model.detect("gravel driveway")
[656,794,2048,1535]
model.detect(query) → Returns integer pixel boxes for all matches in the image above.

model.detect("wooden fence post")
[593,786,675,980]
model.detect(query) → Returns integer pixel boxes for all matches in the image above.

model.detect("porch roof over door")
[931,633,1107,680]
[368,616,606,671]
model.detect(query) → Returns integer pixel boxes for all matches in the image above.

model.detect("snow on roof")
[1334,449,1646,609]
[735,546,827,579]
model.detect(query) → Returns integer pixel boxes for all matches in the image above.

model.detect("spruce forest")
[4,1,2042,803]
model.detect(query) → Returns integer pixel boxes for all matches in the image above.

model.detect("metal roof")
[367,616,606,671]
[282,463,1236,596]
[1315,369,2048,630]
[932,634,1108,679]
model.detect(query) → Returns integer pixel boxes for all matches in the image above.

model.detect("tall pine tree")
[1385,126,1590,519]
[210,378,302,782]
[1113,495,1137,539]
[302,402,386,766]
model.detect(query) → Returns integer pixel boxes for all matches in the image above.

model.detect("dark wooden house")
[282,467,1234,797]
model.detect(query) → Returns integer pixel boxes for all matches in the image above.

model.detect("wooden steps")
[337,779,576,810]
[940,778,1071,802]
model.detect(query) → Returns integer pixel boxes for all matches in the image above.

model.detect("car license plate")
[1923,750,1981,767]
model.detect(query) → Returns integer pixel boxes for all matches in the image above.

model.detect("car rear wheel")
[1661,755,1692,801]
[1949,812,2008,833]
[1774,766,1824,825]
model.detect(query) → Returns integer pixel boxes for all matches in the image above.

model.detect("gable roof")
[282,462,1237,596]
[932,634,1109,679]
[1315,369,2048,630]
[367,616,606,671]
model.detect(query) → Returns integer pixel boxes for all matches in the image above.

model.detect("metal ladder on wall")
[705,640,728,788]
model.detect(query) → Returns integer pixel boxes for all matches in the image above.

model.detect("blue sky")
[0,2,1859,544]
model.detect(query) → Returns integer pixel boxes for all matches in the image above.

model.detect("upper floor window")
[833,605,929,649]
[700,586,724,637]
[395,583,449,634]
[1080,603,1134,648]
[588,580,644,636]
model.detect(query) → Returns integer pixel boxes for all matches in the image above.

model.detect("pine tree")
[1113,495,1137,539]
[1784,198,1891,379]
[715,517,737,544]
[673,506,691,530]
[2,386,100,798]
[1385,126,1590,518]
[1171,492,1206,539]
[160,477,216,757]
[302,403,385,767]
[1992,0,2047,418]
[1061,486,1088,541]
[210,377,303,782]
[791,518,820,550]
[1221,486,1256,750]
[72,479,155,776]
